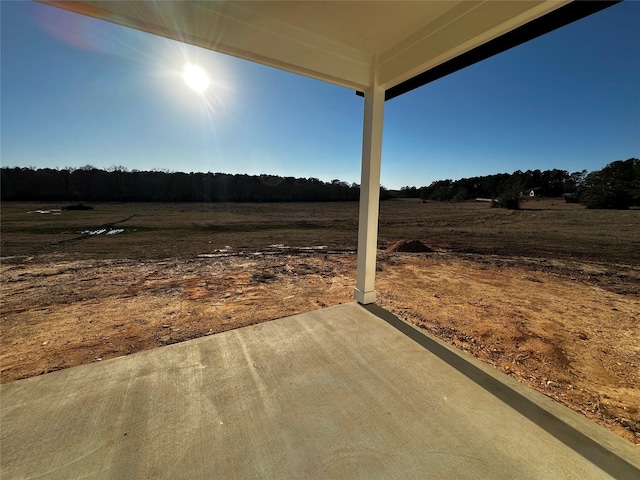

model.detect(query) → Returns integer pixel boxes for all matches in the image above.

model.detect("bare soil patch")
[1,199,638,444]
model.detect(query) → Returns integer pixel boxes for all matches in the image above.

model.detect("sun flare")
[182,64,210,93]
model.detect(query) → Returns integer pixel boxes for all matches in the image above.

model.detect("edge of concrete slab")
[362,303,640,478]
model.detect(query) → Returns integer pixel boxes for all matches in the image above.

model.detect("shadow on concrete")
[363,304,640,480]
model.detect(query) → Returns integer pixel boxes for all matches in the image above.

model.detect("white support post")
[354,79,384,305]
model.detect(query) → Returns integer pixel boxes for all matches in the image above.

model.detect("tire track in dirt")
[45,214,139,249]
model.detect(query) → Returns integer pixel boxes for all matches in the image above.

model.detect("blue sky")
[2,1,639,189]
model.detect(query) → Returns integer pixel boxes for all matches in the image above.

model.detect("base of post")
[354,288,376,305]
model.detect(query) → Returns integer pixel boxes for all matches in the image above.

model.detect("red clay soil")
[1,248,638,444]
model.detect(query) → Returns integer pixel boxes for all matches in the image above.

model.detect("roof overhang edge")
[382,0,621,101]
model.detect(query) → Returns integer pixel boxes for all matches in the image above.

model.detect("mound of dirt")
[387,240,434,253]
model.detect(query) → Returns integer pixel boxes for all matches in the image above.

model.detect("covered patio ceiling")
[43,0,618,303]
[45,1,614,95]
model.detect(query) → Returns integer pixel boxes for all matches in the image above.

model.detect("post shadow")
[362,303,639,480]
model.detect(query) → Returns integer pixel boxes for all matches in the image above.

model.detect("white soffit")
[44,1,571,92]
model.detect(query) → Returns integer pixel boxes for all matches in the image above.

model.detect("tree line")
[2,159,637,208]
[0,167,394,203]
[394,159,639,209]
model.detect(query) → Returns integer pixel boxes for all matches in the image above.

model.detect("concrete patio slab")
[2,303,639,479]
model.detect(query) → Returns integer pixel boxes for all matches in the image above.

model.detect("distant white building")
[521,187,542,197]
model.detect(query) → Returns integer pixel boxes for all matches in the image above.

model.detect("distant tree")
[398,186,419,198]
[566,170,588,193]
[452,184,472,201]
[492,178,523,210]
[541,169,569,197]
[581,158,639,209]
[0,167,24,199]
[424,179,454,201]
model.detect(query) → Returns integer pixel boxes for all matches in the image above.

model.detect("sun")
[182,64,210,93]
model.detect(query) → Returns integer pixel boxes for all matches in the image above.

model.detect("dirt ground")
[1,247,638,444]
